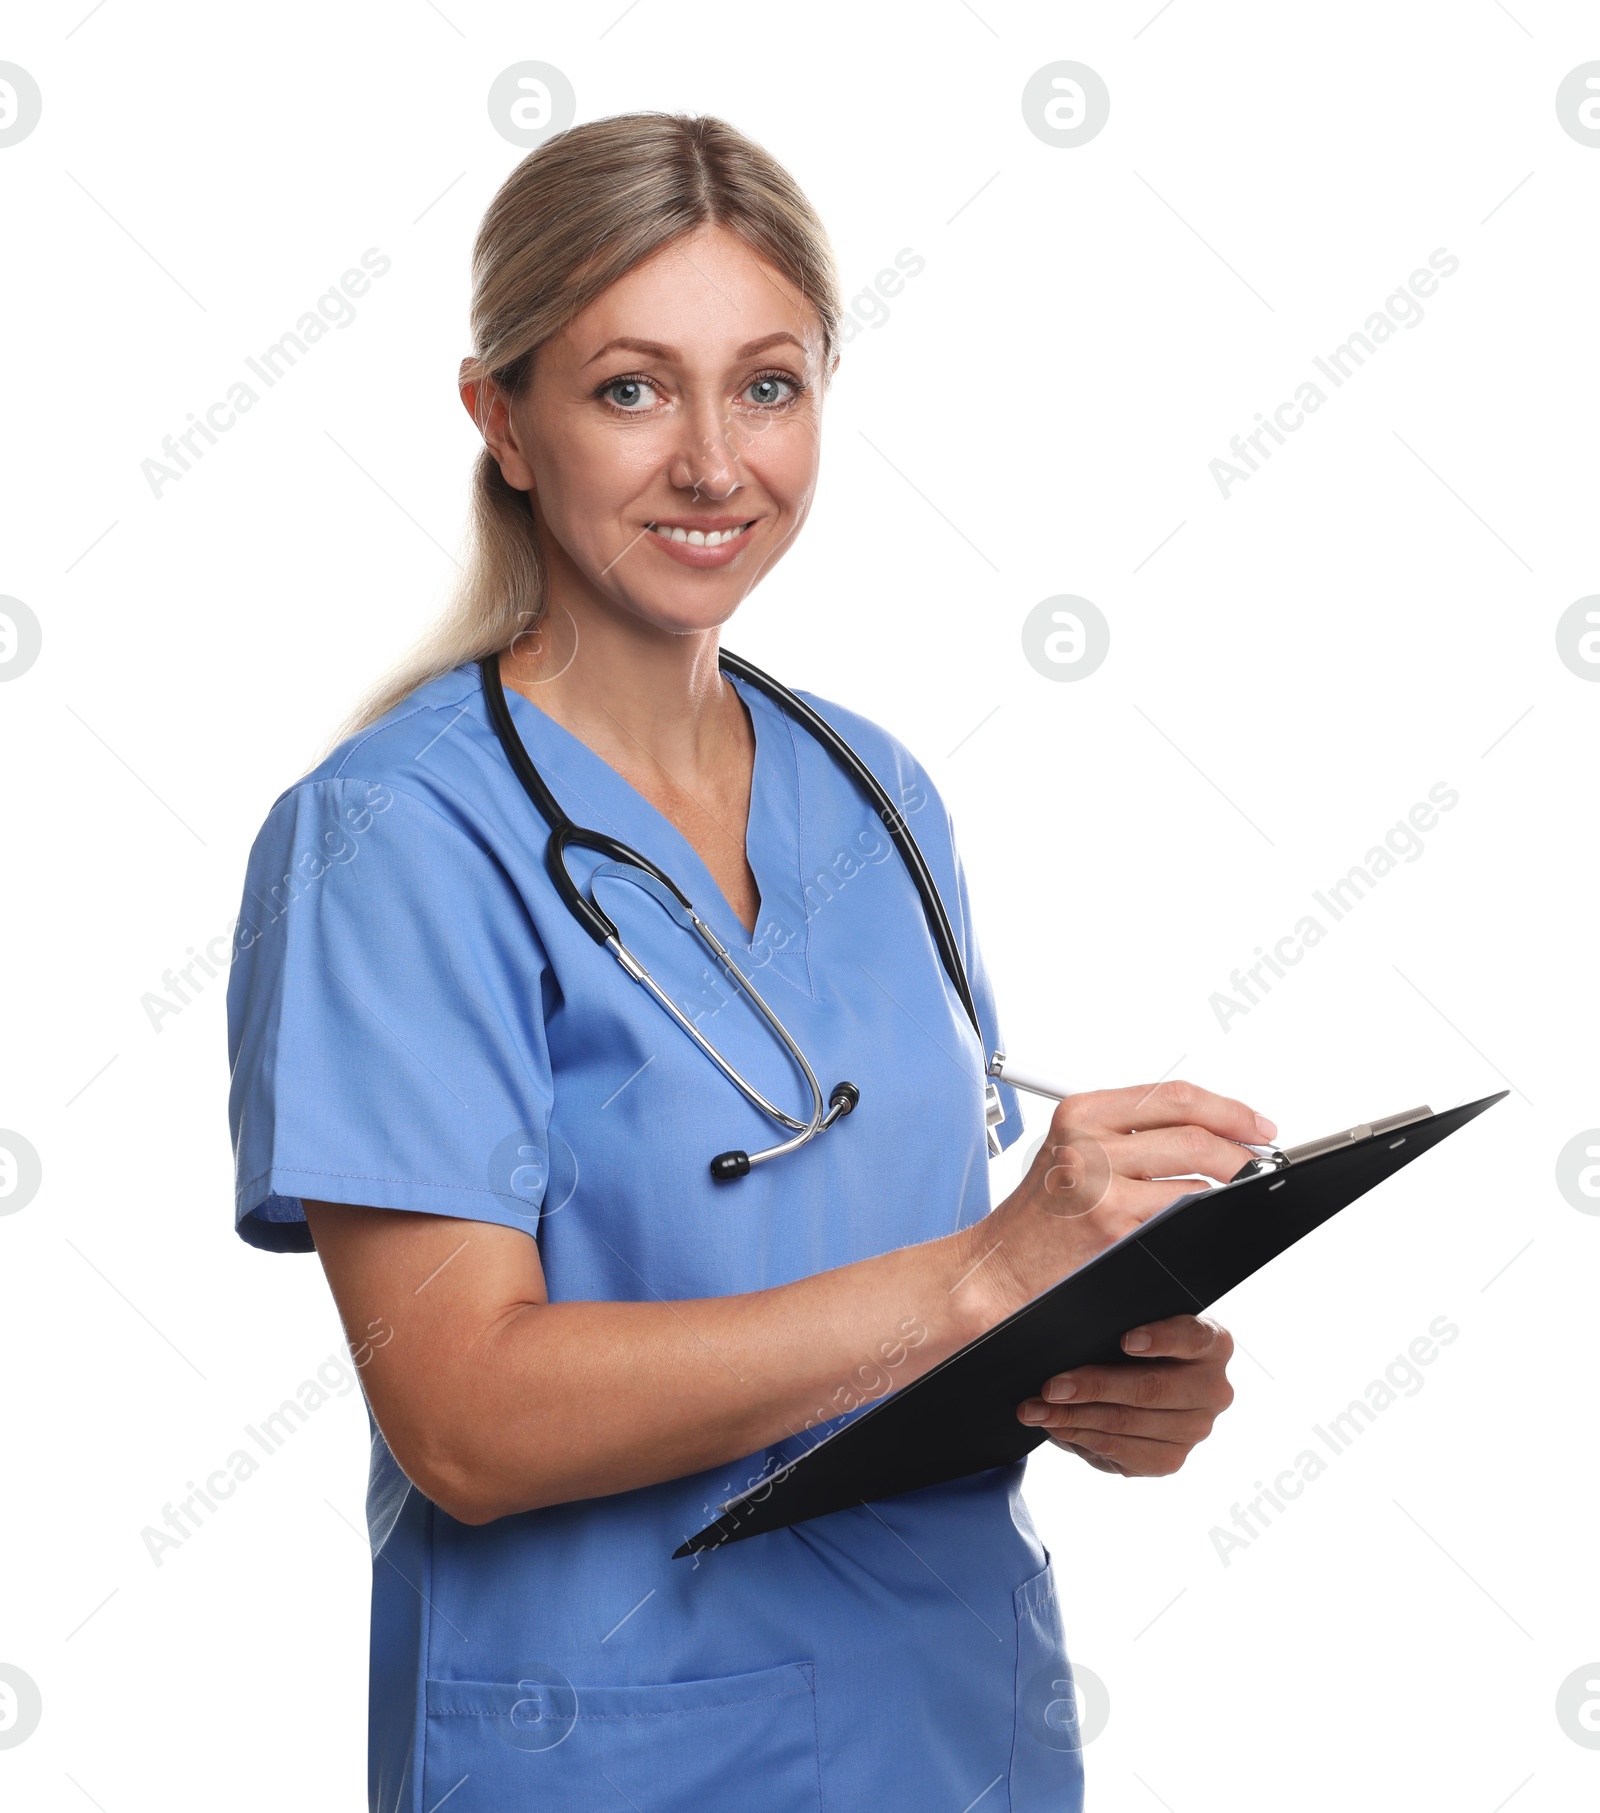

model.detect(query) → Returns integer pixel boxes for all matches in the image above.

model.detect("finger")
[1043,1427,1191,1476]
[1105,1127,1257,1187]
[1019,1400,1216,1443]
[1064,1079,1275,1147]
[1119,1315,1235,1362]
[1032,1358,1230,1412]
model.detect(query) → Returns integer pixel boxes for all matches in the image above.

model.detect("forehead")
[563,224,824,365]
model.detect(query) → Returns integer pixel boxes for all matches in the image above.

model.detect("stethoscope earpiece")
[710,1083,861,1185]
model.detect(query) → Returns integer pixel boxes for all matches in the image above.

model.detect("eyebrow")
[580,331,807,369]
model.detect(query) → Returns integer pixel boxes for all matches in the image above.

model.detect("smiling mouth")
[645,520,756,548]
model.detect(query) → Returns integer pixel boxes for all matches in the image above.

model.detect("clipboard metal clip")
[1232,1107,1434,1182]
[1232,1143,1292,1181]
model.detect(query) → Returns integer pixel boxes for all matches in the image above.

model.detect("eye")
[598,374,662,413]
[743,372,801,408]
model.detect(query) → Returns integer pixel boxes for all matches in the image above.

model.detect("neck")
[499,586,740,792]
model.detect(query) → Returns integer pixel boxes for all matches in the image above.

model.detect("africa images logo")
[1208,249,1460,499]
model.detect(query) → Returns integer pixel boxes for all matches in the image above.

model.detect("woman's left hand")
[1016,1314,1235,1477]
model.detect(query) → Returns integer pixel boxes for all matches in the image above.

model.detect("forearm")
[436,1217,1003,1521]
[317,1078,1272,1522]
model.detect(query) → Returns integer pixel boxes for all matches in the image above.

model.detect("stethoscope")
[479,651,1075,1182]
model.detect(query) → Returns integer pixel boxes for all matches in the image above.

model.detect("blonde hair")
[332,111,843,745]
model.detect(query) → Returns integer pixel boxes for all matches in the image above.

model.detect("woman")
[226,112,1268,1813]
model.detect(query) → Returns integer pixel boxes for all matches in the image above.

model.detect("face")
[465,223,833,641]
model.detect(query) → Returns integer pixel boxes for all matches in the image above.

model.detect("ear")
[458,358,490,433]
[458,366,536,493]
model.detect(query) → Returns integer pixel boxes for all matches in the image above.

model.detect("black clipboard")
[676,1091,1506,1557]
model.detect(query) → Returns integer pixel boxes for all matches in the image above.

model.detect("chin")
[605,578,751,637]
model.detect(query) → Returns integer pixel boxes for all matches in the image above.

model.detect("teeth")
[649,522,748,547]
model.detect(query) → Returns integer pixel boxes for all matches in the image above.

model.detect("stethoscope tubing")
[715,648,984,1048]
[480,651,948,1176]
[605,916,824,1139]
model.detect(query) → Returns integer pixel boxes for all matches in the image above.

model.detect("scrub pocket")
[1010,1558,1088,1811]
[423,1659,821,1813]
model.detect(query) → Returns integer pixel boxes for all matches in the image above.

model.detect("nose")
[668,392,745,502]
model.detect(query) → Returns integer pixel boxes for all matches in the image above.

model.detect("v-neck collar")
[495,664,809,966]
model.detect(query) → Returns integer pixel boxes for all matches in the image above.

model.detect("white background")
[2,2,1596,1807]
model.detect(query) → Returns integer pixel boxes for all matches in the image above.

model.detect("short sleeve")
[943,807,1027,1159]
[226,778,556,1253]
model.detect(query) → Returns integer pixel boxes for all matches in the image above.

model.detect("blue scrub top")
[227,660,1085,1813]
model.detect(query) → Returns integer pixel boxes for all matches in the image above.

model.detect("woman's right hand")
[967,1080,1278,1325]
